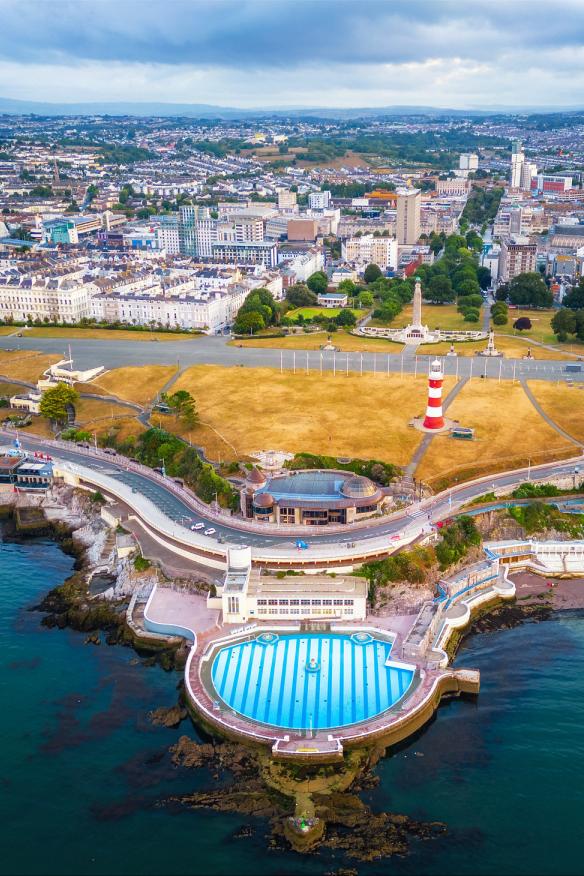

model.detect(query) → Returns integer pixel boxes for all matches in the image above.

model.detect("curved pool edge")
[184,627,480,762]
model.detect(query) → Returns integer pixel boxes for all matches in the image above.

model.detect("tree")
[359,291,374,307]
[162,389,198,427]
[563,284,584,310]
[551,308,577,341]
[364,263,383,284]
[513,317,532,331]
[306,271,328,295]
[465,230,483,252]
[39,383,78,425]
[286,283,317,308]
[457,294,483,311]
[495,283,509,301]
[456,278,481,297]
[508,273,553,308]
[427,275,454,304]
[337,279,358,296]
[335,308,357,327]
[233,311,265,334]
[476,266,492,290]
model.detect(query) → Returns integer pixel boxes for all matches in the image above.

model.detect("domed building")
[240,469,385,526]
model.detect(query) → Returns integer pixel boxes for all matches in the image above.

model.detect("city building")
[277,189,297,210]
[396,188,421,245]
[317,292,347,308]
[531,174,573,195]
[308,190,332,210]
[498,236,537,282]
[240,468,386,526]
[510,141,537,191]
[287,218,318,242]
[0,273,96,323]
[211,240,278,267]
[436,178,471,197]
[341,234,398,270]
[459,153,479,173]
[214,547,367,624]
[510,141,525,189]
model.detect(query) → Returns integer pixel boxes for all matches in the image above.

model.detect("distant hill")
[0,96,581,120]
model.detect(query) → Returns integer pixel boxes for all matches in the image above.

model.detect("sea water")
[2,531,584,875]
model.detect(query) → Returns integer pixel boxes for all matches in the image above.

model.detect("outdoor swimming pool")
[210,632,415,731]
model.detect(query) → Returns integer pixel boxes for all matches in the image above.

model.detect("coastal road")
[6,431,583,560]
[1,334,583,384]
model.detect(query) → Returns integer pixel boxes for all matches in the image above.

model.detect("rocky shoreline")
[1,485,192,671]
[6,486,584,864]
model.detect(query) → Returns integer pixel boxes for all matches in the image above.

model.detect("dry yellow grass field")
[85,415,147,444]
[0,350,60,383]
[417,380,574,490]
[169,365,454,464]
[75,397,138,424]
[88,365,178,406]
[527,381,584,444]
[0,381,34,397]
[232,331,405,353]
[0,327,16,336]
[25,327,196,342]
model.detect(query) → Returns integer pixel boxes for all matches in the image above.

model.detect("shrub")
[513,317,532,331]
[133,555,151,572]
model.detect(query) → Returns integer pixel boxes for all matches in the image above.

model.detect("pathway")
[520,377,583,449]
[405,376,469,478]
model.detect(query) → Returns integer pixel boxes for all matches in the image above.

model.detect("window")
[333,599,343,606]
[323,599,332,606]
[290,599,299,606]
[227,596,239,615]
[300,599,310,606]
[268,599,278,606]
[257,599,267,606]
[344,599,354,605]
[311,599,322,606]
[278,599,289,606]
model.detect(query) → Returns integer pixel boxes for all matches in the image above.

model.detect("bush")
[435,517,481,570]
[133,555,151,572]
[513,317,532,331]
[463,309,480,322]
[493,312,508,326]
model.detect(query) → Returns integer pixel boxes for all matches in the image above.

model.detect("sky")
[0,0,583,109]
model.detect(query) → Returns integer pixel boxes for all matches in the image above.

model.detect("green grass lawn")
[287,307,367,320]
[491,308,557,344]
[378,302,482,331]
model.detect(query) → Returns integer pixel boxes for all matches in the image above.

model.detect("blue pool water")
[210,632,415,731]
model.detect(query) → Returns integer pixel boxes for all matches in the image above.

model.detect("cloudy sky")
[1,0,583,108]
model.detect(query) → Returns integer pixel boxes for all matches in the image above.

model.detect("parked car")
[204,527,216,536]
[190,522,205,531]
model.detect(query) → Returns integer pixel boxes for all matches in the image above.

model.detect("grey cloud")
[0,0,582,69]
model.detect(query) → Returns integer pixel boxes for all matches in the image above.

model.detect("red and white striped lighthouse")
[422,358,445,430]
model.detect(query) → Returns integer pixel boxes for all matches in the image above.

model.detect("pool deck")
[185,623,479,761]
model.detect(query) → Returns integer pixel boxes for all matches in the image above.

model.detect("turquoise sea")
[2,531,584,876]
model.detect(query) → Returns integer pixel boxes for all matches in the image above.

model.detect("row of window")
[256,607,354,616]
[256,598,354,606]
